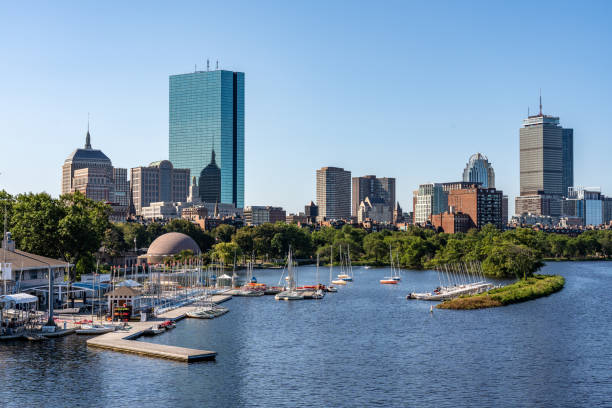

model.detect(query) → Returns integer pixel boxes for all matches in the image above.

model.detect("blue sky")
[1,1,611,214]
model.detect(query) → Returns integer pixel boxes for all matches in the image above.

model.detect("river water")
[0,262,610,407]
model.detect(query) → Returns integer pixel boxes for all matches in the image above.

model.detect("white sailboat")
[275,248,304,300]
[330,245,346,286]
[381,246,399,284]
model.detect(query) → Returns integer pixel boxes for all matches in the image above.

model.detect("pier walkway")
[86,293,232,362]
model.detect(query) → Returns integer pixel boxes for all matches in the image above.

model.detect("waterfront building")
[129,160,190,216]
[413,183,448,225]
[0,232,67,295]
[462,153,495,188]
[316,167,351,220]
[144,232,201,264]
[244,206,286,226]
[169,69,244,208]
[516,99,573,216]
[357,197,393,224]
[304,201,319,223]
[351,175,395,217]
[446,184,504,230]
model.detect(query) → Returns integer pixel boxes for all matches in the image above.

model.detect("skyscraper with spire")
[515,96,573,216]
[169,68,244,208]
[61,128,129,220]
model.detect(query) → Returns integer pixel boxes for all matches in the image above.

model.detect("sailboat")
[380,246,399,284]
[330,245,346,286]
[275,248,304,300]
[336,246,352,282]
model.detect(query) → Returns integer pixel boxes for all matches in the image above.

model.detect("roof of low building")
[0,248,68,271]
[146,232,201,257]
[105,286,142,297]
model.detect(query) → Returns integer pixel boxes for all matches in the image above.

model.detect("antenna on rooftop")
[216,60,219,70]
[207,59,210,71]
[528,107,530,117]
[195,64,197,72]
[539,88,542,116]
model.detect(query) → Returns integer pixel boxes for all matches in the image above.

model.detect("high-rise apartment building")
[130,160,190,216]
[516,99,573,216]
[316,167,351,220]
[413,183,448,225]
[351,175,395,217]
[447,185,504,230]
[462,153,495,188]
[169,69,244,208]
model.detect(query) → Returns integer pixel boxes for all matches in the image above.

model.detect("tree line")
[2,191,611,280]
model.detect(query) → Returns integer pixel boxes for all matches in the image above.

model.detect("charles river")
[1,262,610,407]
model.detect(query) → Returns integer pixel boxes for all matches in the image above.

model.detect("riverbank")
[437,274,565,310]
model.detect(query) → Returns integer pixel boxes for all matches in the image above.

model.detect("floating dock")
[87,327,216,362]
[86,293,232,362]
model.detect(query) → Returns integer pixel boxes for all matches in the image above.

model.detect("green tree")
[11,192,66,258]
[363,233,387,262]
[58,192,111,280]
[214,224,236,243]
[212,242,242,265]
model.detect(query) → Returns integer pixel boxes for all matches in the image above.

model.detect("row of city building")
[58,66,610,232]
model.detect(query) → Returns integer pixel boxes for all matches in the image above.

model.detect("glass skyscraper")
[462,153,495,189]
[169,69,244,208]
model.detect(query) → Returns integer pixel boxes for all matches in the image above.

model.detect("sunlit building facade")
[169,69,244,208]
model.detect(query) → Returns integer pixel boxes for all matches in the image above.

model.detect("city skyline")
[1,2,612,215]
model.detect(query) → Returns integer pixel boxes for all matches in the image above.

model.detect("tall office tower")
[316,167,351,220]
[62,129,113,195]
[413,183,448,225]
[516,98,573,216]
[562,128,574,195]
[351,175,396,217]
[169,68,244,208]
[129,160,190,216]
[198,150,221,203]
[462,153,495,188]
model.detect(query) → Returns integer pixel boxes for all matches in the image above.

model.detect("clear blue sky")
[1,1,611,215]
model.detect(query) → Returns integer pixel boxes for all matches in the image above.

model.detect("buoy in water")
[429,305,433,313]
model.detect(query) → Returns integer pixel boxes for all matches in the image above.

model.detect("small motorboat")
[275,290,304,301]
[325,285,338,293]
[76,324,116,335]
[380,278,398,284]
[159,320,176,330]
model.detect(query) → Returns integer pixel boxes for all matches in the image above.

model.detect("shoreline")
[436,274,565,310]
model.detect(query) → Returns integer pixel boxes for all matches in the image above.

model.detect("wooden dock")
[86,322,216,362]
[86,293,231,362]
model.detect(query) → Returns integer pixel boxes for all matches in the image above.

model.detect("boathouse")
[105,286,142,320]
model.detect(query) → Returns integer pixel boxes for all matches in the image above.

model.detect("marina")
[0,262,610,407]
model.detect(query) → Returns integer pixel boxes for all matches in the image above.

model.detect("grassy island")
[437,274,565,310]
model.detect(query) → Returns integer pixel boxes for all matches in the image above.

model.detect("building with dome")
[144,232,201,263]
[462,153,495,189]
[61,128,129,220]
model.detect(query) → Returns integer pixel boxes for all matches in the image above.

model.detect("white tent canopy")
[117,279,142,288]
[1,293,38,304]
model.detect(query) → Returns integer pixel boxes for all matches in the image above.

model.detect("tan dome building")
[145,232,201,263]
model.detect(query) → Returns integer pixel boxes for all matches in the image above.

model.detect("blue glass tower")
[169,69,244,208]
